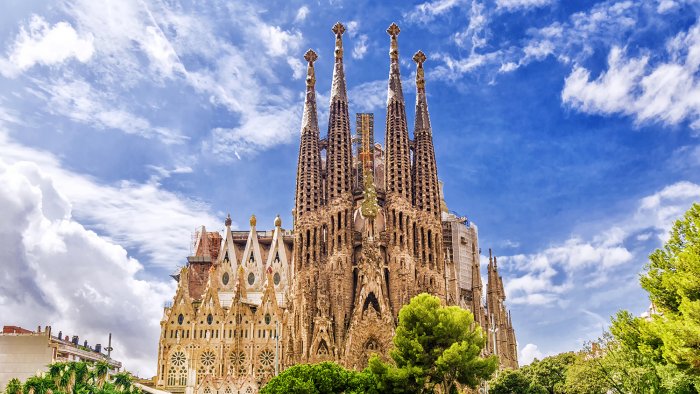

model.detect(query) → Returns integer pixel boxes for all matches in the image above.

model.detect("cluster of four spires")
[296,21,440,217]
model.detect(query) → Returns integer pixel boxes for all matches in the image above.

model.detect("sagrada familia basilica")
[155,22,518,394]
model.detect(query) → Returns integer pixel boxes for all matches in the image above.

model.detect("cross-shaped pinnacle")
[304,49,318,64]
[413,50,427,65]
[387,22,400,37]
[332,22,345,36]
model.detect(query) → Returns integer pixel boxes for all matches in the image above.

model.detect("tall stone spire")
[326,22,353,201]
[412,51,440,216]
[384,23,412,200]
[295,49,322,217]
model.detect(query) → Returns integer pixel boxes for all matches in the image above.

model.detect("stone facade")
[156,22,517,394]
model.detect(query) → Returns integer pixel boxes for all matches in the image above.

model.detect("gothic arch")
[362,292,381,314]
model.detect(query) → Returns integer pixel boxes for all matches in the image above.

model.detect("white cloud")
[287,56,305,79]
[520,343,544,365]
[37,79,185,144]
[404,0,465,24]
[257,24,303,58]
[433,0,499,80]
[0,132,220,269]
[205,106,301,159]
[657,0,679,13]
[562,20,700,131]
[295,6,310,22]
[0,159,174,376]
[496,0,554,11]
[0,15,94,77]
[140,25,185,78]
[502,181,700,306]
[353,35,369,59]
[344,21,369,60]
[349,80,387,112]
[24,0,306,156]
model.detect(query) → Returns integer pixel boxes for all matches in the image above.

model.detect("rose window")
[259,349,274,367]
[171,351,186,367]
[200,350,216,367]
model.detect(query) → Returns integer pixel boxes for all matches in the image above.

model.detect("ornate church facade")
[155,22,517,394]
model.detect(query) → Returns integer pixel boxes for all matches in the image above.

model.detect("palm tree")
[93,361,110,389]
[112,373,131,393]
[5,378,22,394]
[47,362,66,390]
[23,376,52,394]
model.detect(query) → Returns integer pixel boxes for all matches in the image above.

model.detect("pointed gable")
[218,214,239,266]
[241,215,265,292]
[265,216,289,306]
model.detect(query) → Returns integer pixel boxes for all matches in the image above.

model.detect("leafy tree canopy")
[640,203,700,372]
[489,369,546,394]
[5,361,140,394]
[260,362,378,394]
[369,293,497,394]
[521,352,576,393]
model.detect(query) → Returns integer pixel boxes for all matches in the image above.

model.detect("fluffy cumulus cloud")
[0,133,220,269]
[563,21,700,131]
[0,159,173,376]
[502,181,700,306]
[0,15,94,77]
[520,343,545,365]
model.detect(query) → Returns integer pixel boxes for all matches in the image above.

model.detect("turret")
[412,51,440,216]
[325,22,353,201]
[384,23,412,200]
[295,49,323,217]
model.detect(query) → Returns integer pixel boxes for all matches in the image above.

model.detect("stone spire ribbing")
[294,49,322,217]
[384,23,412,200]
[412,51,440,216]
[326,22,353,201]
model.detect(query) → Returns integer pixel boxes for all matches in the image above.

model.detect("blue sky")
[1,0,699,376]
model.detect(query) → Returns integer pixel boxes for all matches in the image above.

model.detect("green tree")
[8,361,138,394]
[5,378,23,394]
[369,293,497,393]
[641,203,700,372]
[93,361,110,389]
[521,352,576,393]
[489,369,546,394]
[22,376,53,394]
[260,362,378,394]
[561,349,610,394]
[112,372,133,393]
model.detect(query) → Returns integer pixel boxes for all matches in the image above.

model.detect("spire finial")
[274,214,282,227]
[387,23,400,62]
[304,49,318,64]
[332,22,345,59]
[304,49,317,88]
[413,51,427,89]
[250,214,256,227]
[225,213,232,227]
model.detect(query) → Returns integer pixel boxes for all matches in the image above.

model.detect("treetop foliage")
[4,361,140,394]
